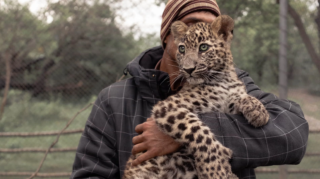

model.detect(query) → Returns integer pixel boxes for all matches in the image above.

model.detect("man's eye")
[179,45,185,53]
[199,44,209,52]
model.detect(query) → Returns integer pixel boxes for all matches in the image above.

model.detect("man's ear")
[171,21,188,43]
[211,15,234,42]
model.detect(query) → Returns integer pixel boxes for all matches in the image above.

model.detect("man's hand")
[131,118,181,166]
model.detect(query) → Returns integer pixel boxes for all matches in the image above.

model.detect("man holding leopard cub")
[71,0,309,178]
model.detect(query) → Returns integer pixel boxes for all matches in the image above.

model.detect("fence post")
[279,0,288,178]
[279,0,288,99]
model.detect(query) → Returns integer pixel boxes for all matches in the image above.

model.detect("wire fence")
[0,20,129,177]
[0,102,92,179]
[0,68,319,179]
[0,110,319,178]
[1,1,319,179]
[0,71,319,178]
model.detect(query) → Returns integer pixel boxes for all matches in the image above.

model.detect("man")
[71,0,309,178]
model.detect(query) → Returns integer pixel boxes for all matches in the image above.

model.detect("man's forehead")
[182,17,204,25]
[179,11,217,26]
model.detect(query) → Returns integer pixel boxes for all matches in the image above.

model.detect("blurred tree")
[1,0,319,99]
[219,0,319,87]
[218,0,281,85]
[0,0,141,98]
[276,0,320,74]
[33,0,140,97]
[317,0,320,53]
[0,0,48,118]
[155,0,166,6]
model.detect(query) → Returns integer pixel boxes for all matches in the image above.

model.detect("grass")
[0,88,319,179]
[0,90,94,179]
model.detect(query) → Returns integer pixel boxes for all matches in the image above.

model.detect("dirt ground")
[289,89,320,130]
[305,115,320,130]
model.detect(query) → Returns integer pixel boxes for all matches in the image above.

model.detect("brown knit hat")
[160,0,221,48]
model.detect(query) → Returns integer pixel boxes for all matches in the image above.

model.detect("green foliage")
[0,0,143,98]
[155,0,167,6]
[0,0,48,75]
[0,1,44,51]
[1,0,318,95]
[217,0,320,87]
[43,0,140,96]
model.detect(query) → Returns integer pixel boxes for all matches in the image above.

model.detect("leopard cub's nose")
[184,67,196,75]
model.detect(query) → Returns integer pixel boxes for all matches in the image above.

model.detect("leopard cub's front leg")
[153,97,237,179]
[231,94,269,127]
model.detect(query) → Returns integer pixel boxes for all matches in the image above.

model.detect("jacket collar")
[126,46,171,103]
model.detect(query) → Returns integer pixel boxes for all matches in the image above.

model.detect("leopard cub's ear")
[211,15,234,43]
[171,21,188,44]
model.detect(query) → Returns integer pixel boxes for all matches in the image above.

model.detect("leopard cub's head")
[171,15,235,85]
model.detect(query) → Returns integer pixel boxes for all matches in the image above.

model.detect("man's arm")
[71,89,119,179]
[207,70,309,171]
[132,70,309,171]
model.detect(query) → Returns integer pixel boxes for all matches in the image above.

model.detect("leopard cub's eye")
[179,45,185,53]
[199,44,209,52]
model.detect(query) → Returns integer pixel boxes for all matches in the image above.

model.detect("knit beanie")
[160,0,221,48]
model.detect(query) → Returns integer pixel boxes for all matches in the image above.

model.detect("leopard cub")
[123,15,269,179]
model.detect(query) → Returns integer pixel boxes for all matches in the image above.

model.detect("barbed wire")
[256,168,320,174]
[0,129,83,137]
[0,148,77,153]
[0,172,71,177]
[26,102,93,179]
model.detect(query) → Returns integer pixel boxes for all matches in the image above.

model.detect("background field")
[1,0,320,178]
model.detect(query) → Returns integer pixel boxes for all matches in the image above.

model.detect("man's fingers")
[131,151,155,166]
[132,135,144,145]
[135,118,153,133]
[135,123,144,134]
[131,143,148,155]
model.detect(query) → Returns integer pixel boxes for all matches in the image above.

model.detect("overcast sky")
[18,0,165,37]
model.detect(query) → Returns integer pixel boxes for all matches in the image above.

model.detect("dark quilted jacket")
[71,46,309,179]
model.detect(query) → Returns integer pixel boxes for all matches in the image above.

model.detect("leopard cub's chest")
[178,81,245,114]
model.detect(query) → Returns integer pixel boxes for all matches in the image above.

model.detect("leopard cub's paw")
[241,96,269,128]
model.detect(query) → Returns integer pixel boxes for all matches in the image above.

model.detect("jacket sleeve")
[202,70,309,172]
[71,89,119,179]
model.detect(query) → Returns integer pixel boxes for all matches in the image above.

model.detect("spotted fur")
[123,15,269,179]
